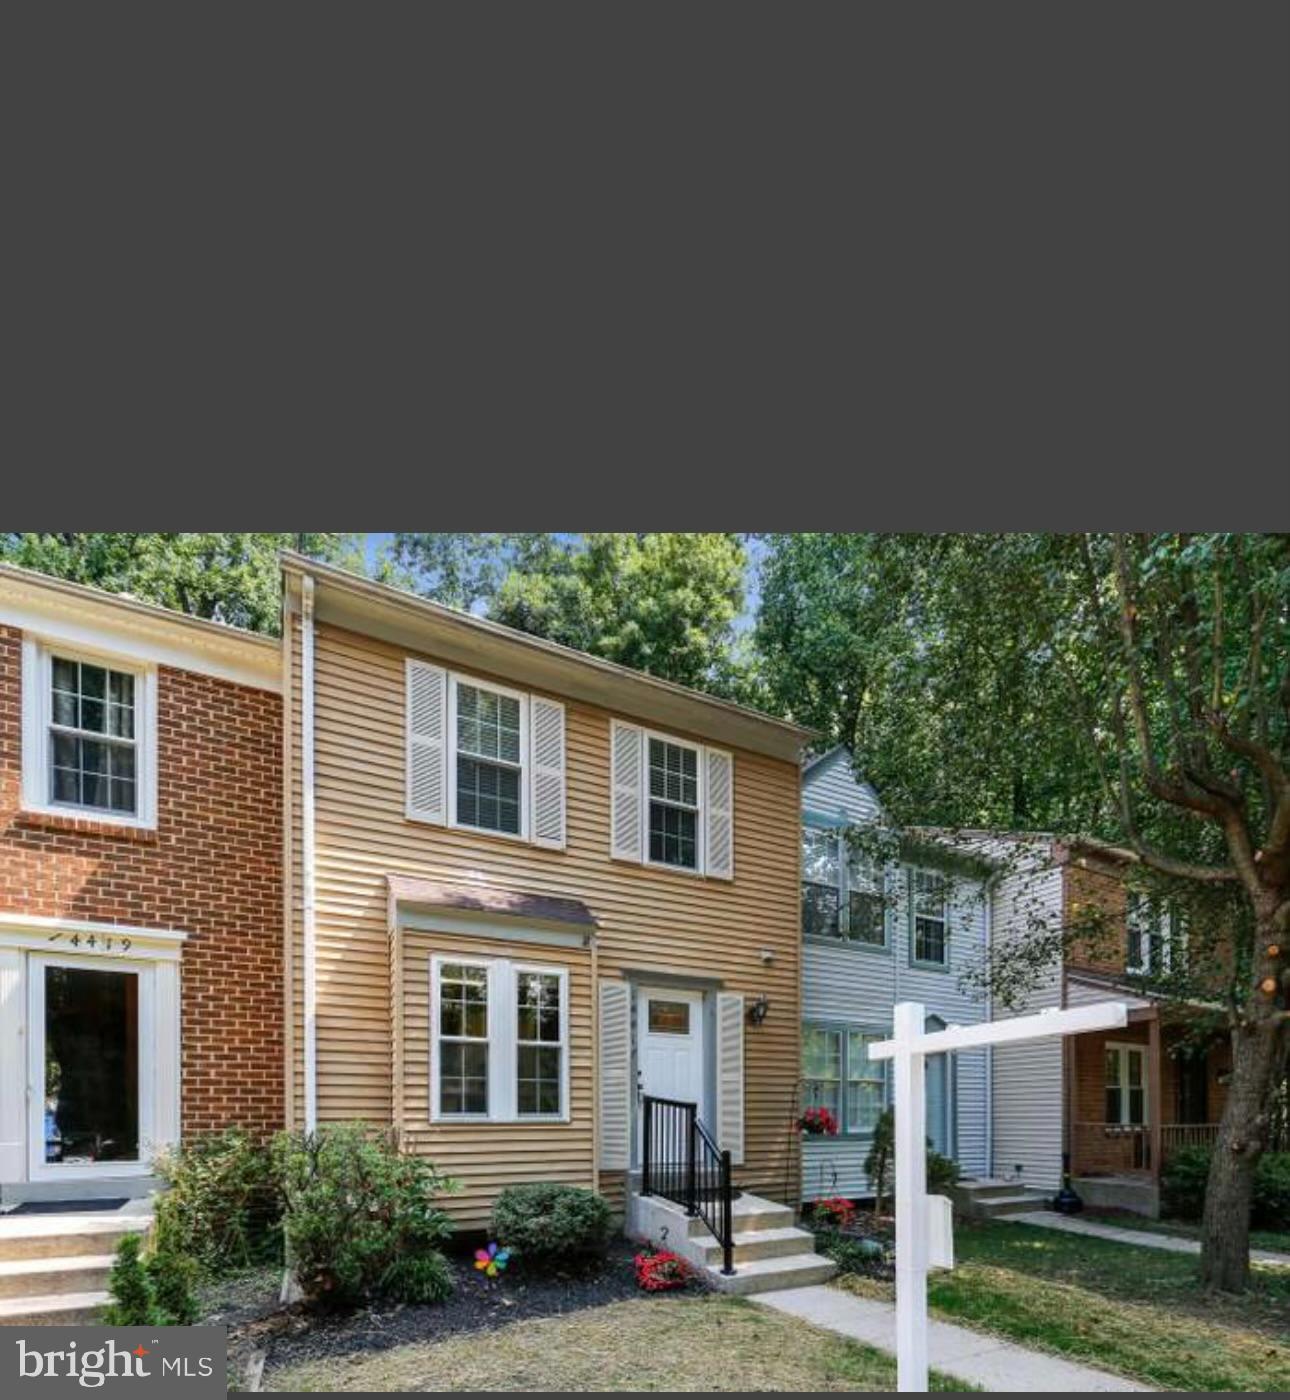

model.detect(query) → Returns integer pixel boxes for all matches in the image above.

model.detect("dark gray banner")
[5,1327,225,1398]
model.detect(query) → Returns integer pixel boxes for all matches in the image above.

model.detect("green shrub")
[814,1226,886,1275]
[102,1232,160,1325]
[148,1242,200,1326]
[863,1108,959,1208]
[490,1183,612,1267]
[152,1128,280,1275]
[1161,1146,1290,1228]
[927,1149,960,1194]
[274,1123,458,1309]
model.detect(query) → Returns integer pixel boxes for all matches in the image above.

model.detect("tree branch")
[1091,841,1241,883]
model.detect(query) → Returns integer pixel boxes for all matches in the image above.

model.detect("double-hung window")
[21,641,156,827]
[1105,1042,1147,1125]
[911,869,949,967]
[647,736,700,870]
[847,851,887,947]
[801,828,842,937]
[431,956,568,1122]
[454,680,525,837]
[800,823,890,947]
[1126,895,1172,976]
[801,1023,890,1134]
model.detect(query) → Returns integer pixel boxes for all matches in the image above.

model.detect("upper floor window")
[21,640,156,828]
[648,736,699,870]
[800,824,888,947]
[1126,895,1175,976]
[405,661,566,849]
[911,869,949,967]
[609,720,734,879]
[430,955,568,1122]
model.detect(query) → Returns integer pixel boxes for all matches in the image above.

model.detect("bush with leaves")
[490,1183,612,1268]
[102,1232,160,1325]
[152,1128,281,1276]
[1163,1146,1290,1228]
[814,1226,888,1277]
[274,1123,458,1309]
[863,1108,958,1211]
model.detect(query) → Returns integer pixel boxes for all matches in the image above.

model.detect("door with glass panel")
[28,956,153,1179]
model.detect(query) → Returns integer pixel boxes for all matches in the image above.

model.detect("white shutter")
[598,979,632,1171]
[530,696,566,849]
[406,659,448,824]
[715,991,745,1164]
[610,720,644,862]
[702,747,734,879]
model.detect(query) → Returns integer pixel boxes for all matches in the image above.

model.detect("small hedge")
[490,1183,612,1267]
[1161,1145,1290,1229]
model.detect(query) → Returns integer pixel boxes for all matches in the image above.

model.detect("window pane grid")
[648,738,700,869]
[438,964,489,1115]
[516,970,564,1119]
[912,870,948,964]
[453,681,523,836]
[48,657,138,816]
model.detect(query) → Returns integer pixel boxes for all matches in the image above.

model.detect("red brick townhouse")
[0,564,284,1203]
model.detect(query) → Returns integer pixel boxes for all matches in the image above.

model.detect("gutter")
[301,575,318,1132]
[983,875,995,1178]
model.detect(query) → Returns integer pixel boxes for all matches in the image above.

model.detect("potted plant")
[798,1106,839,1137]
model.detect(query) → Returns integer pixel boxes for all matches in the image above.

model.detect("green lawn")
[264,1294,971,1392]
[1080,1211,1290,1256]
[840,1219,1290,1391]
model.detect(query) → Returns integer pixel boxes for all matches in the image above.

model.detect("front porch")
[1066,1006,1229,1216]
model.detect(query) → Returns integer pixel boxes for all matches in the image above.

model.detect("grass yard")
[1080,1211,1290,1257]
[839,1219,1290,1391]
[263,1293,969,1392]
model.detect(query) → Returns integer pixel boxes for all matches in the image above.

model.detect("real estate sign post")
[871,999,1132,1393]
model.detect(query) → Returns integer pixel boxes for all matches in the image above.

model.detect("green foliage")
[147,1241,200,1326]
[101,1232,161,1326]
[815,1226,887,1275]
[864,1108,895,1214]
[152,1128,281,1275]
[490,1183,612,1266]
[0,533,363,633]
[273,1123,458,1309]
[927,1149,960,1194]
[1162,1146,1290,1228]
[387,533,754,697]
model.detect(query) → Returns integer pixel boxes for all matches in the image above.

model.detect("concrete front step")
[689,1224,818,1267]
[0,1213,151,1263]
[0,1254,116,1301]
[703,1250,837,1296]
[0,1290,109,1325]
[678,1194,795,1238]
[973,1193,1051,1217]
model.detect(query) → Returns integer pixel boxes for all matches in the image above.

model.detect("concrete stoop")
[0,1211,152,1325]
[628,1190,836,1295]
[950,1177,1051,1220]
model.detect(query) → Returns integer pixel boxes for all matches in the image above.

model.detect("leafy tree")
[101,1231,160,1326]
[388,533,754,696]
[0,533,363,634]
[759,532,1290,1292]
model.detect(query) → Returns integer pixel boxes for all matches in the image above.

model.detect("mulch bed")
[242,1238,688,1380]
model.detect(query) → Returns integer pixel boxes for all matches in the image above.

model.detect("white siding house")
[799,748,992,1201]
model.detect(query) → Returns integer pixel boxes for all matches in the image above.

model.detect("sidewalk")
[754,1284,1150,1392]
[1008,1210,1290,1267]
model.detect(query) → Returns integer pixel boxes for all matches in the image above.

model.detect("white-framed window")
[647,734,701,871]
[21,639,158,829]
[910,868,949,968]
[430,956,569,1122]
[1105,1042,1148,1125]
[451,676,528,839]
[801,1021,890,1135]
[800,824,890,947]
[1126,895,1173,976]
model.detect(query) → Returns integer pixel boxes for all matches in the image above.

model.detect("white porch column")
[0,948,24,1181]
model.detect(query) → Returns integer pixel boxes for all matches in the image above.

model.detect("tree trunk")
[1199,1004,1283,1292]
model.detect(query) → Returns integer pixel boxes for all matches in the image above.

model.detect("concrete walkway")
[754,1284,1150,1392]
[1008,1210,1290,1268]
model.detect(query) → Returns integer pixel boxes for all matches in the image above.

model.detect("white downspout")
[984,876,995,1179]
[301,574,318,1133]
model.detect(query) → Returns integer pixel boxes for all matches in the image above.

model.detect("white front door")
[636,987,706,1156]
[28,954,155,1180]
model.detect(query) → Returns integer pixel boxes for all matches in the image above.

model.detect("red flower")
[813,1196,856,1229]
[799,1106,839,1136]
[634,1248,692,1292]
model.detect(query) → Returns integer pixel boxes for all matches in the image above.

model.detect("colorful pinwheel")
[473,1241,511,1277]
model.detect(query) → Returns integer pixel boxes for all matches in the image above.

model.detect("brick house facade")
[0,568,285,1198]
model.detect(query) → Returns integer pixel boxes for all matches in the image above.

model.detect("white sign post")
[869,999,1131,1393]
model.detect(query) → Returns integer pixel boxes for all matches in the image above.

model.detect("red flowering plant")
[812,1196,856,1230]
[633,1247,692,1292]
[798,1106,839,1137]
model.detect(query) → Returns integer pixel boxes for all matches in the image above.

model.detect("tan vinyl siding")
[288,620,802,1223]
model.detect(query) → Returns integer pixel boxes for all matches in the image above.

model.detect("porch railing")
[1161,1122,1221,1155]
[640,1094,734,1275]
[1072,1121,1152,1174]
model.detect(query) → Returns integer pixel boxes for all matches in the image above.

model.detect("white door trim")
[635,985,708,1165]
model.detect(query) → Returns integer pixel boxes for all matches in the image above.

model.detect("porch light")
[748,994,770,1026]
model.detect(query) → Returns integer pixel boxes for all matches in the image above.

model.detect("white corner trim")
[301,576,318,1132]
[0,913,189,961]
[0,576,281,693]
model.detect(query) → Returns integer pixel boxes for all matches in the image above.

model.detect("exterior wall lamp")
[748,994,770,1026]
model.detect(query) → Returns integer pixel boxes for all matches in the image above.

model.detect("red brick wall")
[0,625,284,1137]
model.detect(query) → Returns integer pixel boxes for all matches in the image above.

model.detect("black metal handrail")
[640,1094,734,1275]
